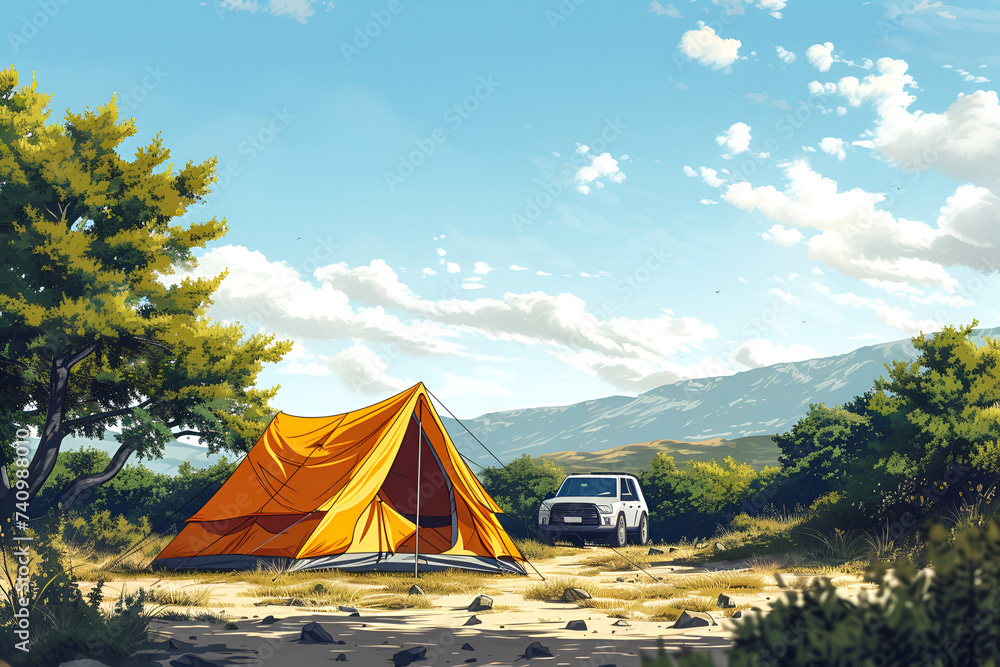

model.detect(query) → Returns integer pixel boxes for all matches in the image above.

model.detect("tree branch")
[66,344,97,370]
[55,440,137,511]
[61,397,157,430]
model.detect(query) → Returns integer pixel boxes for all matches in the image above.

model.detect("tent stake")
[414,410,422,579]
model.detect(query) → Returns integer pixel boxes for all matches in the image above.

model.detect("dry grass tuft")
[356,593,435,610]
[147,585,214,607]
[522,577,598,601]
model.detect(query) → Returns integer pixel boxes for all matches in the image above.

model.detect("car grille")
[550,503,600,526]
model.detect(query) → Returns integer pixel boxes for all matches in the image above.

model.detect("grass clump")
[522,576,597,601]
[242,580,360,607]
[513,538,578,560]
[356,593,435,610]
[671,571,766,593]
[147,585,213,607]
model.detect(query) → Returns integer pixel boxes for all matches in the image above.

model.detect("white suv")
[536,472,649,547]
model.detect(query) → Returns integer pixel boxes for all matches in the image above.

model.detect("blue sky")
[8,0,1000,418]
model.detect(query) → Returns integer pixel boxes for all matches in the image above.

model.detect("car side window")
[626,478,638,500]
[621,478,636,501]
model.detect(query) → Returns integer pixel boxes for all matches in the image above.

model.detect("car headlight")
[597,505,612,514]
[539,502,552,512]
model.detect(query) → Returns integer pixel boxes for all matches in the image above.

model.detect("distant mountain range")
[29,326,1000,475]
[444,327,1000,466]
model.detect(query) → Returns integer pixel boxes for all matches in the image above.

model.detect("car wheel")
[635,513,649,546]
[610,514,627,548]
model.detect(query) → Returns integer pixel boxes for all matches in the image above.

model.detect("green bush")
[0,515,155,665]
[478,455,564,534]
[645,520,1000,666]
[66,510,152,553]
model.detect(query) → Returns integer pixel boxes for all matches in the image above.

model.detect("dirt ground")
[78,550,874,667]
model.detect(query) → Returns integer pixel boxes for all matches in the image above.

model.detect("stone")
[169,657,219,667]
[461,642,475,651]
[561,587,592,602]
[616,577,625,582]
[338,605,359,613]
[224,622,239,630]
[409,584,425,595]
[335,655,347,662]
[523,641,553,659]
[167,639,191,650]
[299,621,336,644]
[464,615,482,626]
[349,611,360,617]
[468,594,493,611]
[565,619,587,631]
[392,646,427,666]
[465,660,478,664]
[612,619,631,627]
[732,610,743,618]
[717,593,736,609]
[188,636,197,640]
[313,583,325,593]
[259,615,276,625]
[715,542,726,551]
[668,547,676,553]
[672,610,717,629]
[648,547,664,555]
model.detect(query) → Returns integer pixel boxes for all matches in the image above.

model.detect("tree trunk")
[56,440,137,511]
[0,345,94,520]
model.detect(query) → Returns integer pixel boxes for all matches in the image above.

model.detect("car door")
[621,478,640,527]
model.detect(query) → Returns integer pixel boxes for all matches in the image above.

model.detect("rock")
[717,593,736,609]
[299,621,336,644]
[169,657,219,667]
[465,660,477,664]
[392,646,427,666]
[732,610,743,618]
[338,605,359,614]
[259,615,276,625]
[714,542,726,551]
[58,662,113,667]
[464,615,482,626]
[668,547,676,553]
[561,587,592,602]
[648,547,664,555]
[616,577,625,582]
[672,610,717,629]
[695,542,707,549]
[313,583,325,593]
[335,655,347,662]
[349,611,360,617]
[523,641,554,659]
[461,642,475,651]
[409,584,425,595]
[188,636,197,640]
[612,619,631,627]
[565,620,587,631]
[224,622,239,629]
[167,638,192,650]
[468,594,493,611]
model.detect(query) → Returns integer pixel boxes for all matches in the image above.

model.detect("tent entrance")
[380,415,456,552]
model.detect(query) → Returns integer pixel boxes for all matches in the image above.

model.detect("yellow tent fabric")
[151,383,526,574]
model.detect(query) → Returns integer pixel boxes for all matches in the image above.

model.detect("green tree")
[478,455,564,533]
[0,66,290,524]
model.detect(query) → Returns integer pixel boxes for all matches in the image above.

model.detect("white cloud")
[760,223,805,247]
[422,267,436,276]
[446,262,461,274]
[716,122,752,154]
[169,246,463,355]
[648,1,683,18]
[806,42,835,72]
[436,248,447,256]
[576,152,626,184]
[535,270,553,276]
[683,165,698,177]
[220,0,318,23]
[576,185,592,195]
[473,261,495,275]
[700,198,719,205]
[575,144,590,155]
[732,338,819,368]
[819,137,847,160]
[768,287,801,306]
[325,343,410,394]
[678,22,741,70]
[776,46,796,64]
[555,350,730,393]
[700,167,725,187]
[756,0,787,18]
[510,264,528,271]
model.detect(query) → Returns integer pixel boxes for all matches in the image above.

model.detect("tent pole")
[414,410,422,579]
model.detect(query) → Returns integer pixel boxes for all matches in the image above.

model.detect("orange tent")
[151,383,526,574]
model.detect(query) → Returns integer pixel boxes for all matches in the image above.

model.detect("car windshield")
[556,477,618,498]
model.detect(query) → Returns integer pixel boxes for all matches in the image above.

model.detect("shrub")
[645,520,1000,666]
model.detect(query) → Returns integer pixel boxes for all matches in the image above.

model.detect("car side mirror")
[544,491,555,500]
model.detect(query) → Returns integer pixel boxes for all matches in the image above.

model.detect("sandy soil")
[84,552,872,667]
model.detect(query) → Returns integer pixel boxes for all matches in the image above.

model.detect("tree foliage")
[477,455,564,534]
[0,66,290,522]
